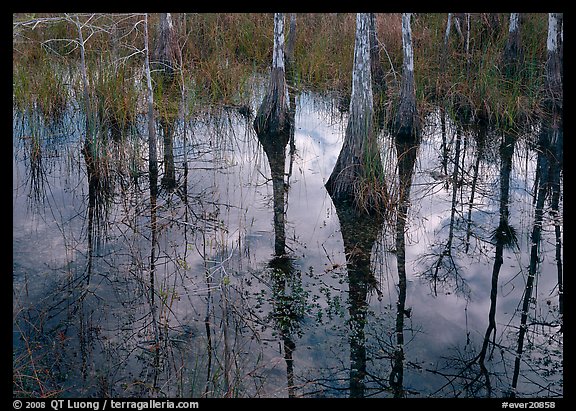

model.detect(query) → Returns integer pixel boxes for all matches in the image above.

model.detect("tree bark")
[144,14,158,191]
[254,13,291,147]
[326,13,385,212]
[153,13,180,80]
[395,13,419,140]
[502,13,522,78]
[545,13,563,114]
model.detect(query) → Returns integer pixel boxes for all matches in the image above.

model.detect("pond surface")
[13,90,562,398]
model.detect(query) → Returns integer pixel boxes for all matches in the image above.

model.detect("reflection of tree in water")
[388,132,420,398]
[257,110,304,396]
[423,131,518,398]
[330,199,383,398]
[476,131,517,396]
[509,24,563,393]
[417,122,470,298]
[253,13,302,396]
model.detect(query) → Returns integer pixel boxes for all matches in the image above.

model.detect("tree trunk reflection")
[390,132,420,397]
[330,199,383,398]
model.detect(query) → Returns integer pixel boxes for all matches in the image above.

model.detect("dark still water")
[13,91,562,398]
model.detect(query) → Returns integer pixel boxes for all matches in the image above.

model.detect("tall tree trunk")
[326,13,385,212]
[545,13,563,114]
[441,13,452,72]
[254,13,291,256]
[153,13,180,80]
[546,12,563,328]
[465,13,471,76]
[502,13,522,78]
[254,13,291,143]
[369,13,386,119]
[395,13,419,140]
[144,14,158,194]
[260,15,300,386]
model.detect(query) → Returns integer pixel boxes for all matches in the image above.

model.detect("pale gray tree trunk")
[453,13,464,41]
[545,11,563,325]
[502,13,522,77]
[395,13,418,139]
[254,13,290,142]
[153,12,180,79]
[465,13,471,75]
[254,13,291,256]
[326,13,385,211]
[440,13,452,72]
[546,13,563,108]
[144,14,158,186]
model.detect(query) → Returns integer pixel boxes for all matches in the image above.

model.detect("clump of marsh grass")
[92,56,139,141]
[414,13,547,133]
[13,55,69,120]
[353,166,396,222]
[490,221,519,249]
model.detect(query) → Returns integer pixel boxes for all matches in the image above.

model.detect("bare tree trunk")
[71,15,92,135]
[502,13,522,78]
[153,13,180,80]
[545,13,563,112]
[443,13,452,61]
[144,14,158,191]
[546,12,563,328]
[254,13,291,257]
[254,13,290,141]
[465,13,471,76]
[326,13,385,212]
[71,13,99,175]
[453,13,464,42]
[395,13,419,140]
